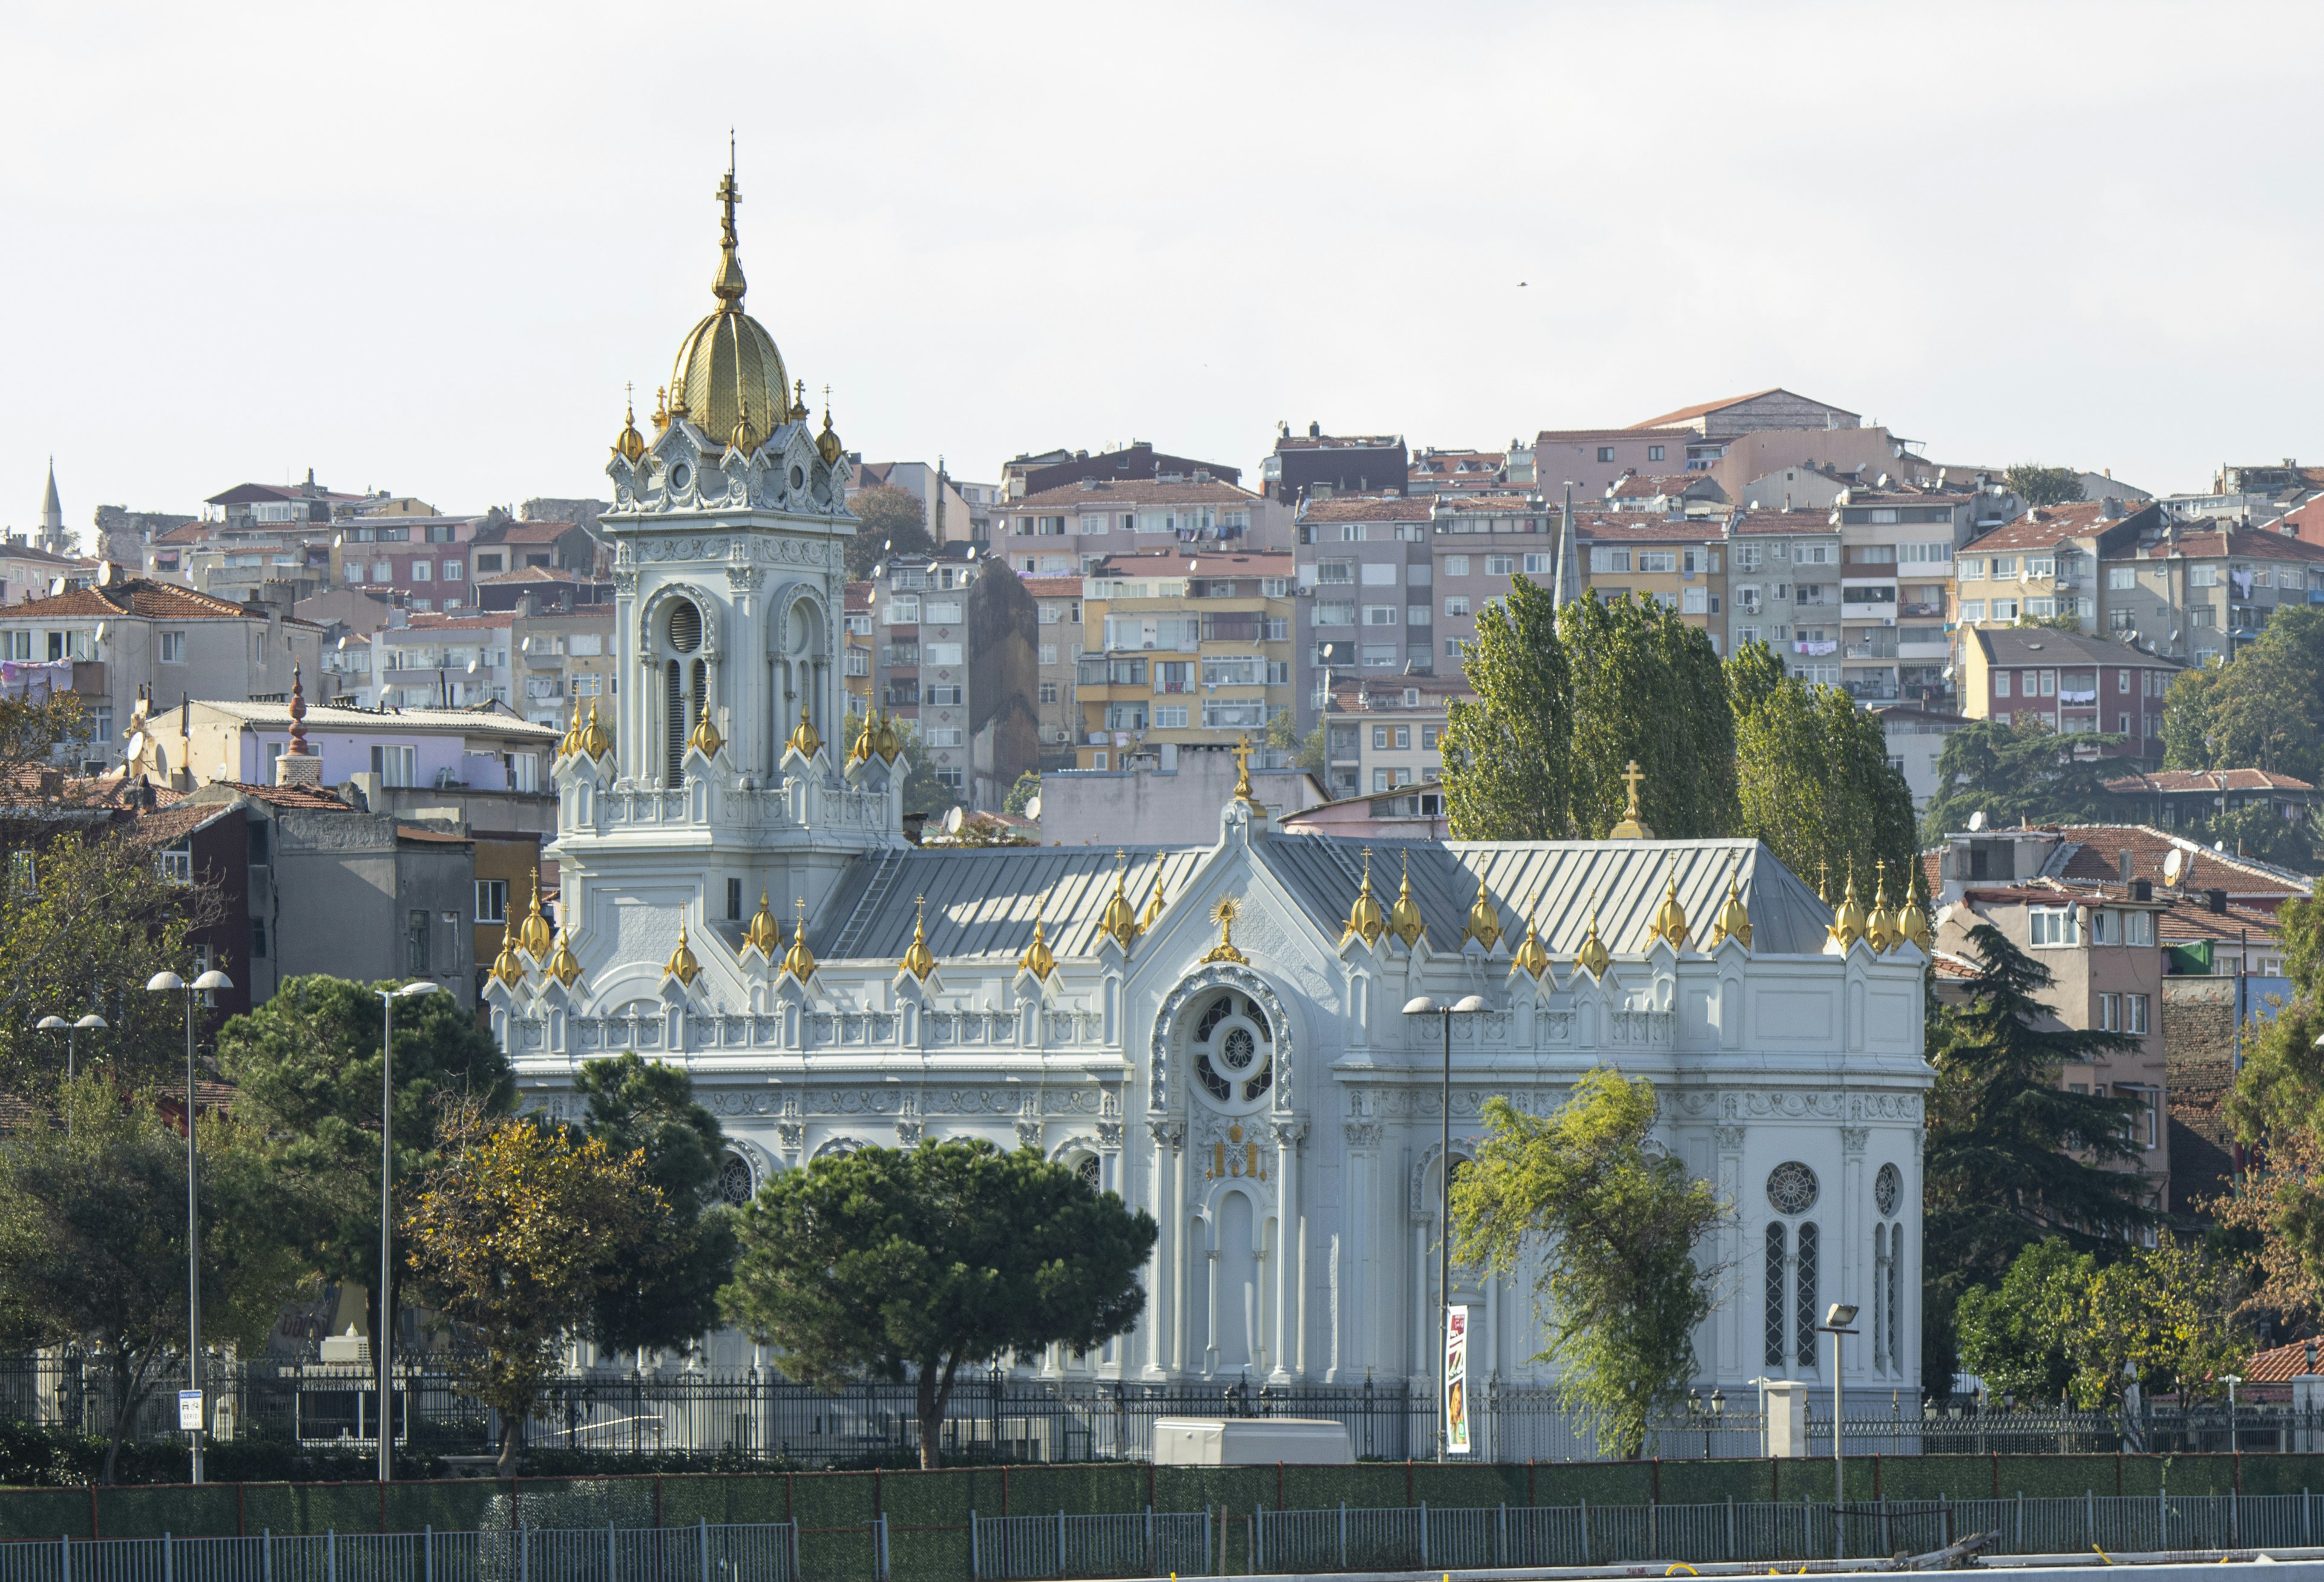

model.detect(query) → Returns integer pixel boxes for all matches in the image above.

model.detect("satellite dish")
[1941,665,1955,680]
[94,622,108,645]
[871,563,884,579]
[125,730,146,760]
[2214,840,2227,852]
[95,563,116,587]
[943,806,965,834]
[466,660,479,674]
[2164,848,2186,885]
[1968,810,1987,831]
[1025,795,1041,819]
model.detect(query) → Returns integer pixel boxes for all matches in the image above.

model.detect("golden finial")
[1866,858,1901,953]
[1098,850,1142,950]
[743,889,781,961]
[652,385,669,430]
[1829,858,1868,951]
[786,707,822,760]
[1200,894,1249,965]
[1510,892,1551,979]
[1709,869,1754,950]
[1342,847,1387,947]
[1460,868,1503,952]
[847,709,877,768]
[1608,758,1655,839]
[711,149,747,307]
[489,925,525,988]
[1141,868,1170,931]
[557,700,581,760]
[613,384,647,464]
[545,928,583,988]
[1651,861,1691,951]
[873,709,902,763]
[1387,850,1426,948]
[780,898,818,984]
[1575,891,1611,978]
[1898,861,1934,954]
[1017,894,1057,981]
[791,377,808,424]
[730,398,755,456]
[1816,857,1831,908]
[578,700,613,760]
[664,924,701,986]
[900,894,939,982]
[519,868,553,959]
[1230,734,1258,807]
[688,707,724,759]
[817,387,844,467]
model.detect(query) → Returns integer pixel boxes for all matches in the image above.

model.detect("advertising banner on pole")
[1444,1304,1472,1455]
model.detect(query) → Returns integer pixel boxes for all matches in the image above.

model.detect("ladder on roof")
[830,847,905,960]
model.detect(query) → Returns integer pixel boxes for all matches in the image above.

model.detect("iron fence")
[0,1522,799,1582]
[5,1354,2320,1466]
[967,1509,1209,1581]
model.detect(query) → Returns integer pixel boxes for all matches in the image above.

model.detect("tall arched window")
[1793,1221,1819,1372]
[1764,1223,1787,1368]
[659,596,706,783]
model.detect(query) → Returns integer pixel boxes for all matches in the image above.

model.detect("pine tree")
[1922,718,2128,841]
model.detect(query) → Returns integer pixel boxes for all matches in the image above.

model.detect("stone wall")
[2162,978,2237,1218]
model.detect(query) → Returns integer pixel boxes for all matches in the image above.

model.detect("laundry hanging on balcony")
[0,660,74,702]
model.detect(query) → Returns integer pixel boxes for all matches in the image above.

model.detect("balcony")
[1842,642,1898,661]
[70,660,105,698]
[1843,677,1900,702]
[1899,600,1944,619]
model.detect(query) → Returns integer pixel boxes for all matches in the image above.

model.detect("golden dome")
[577,701,613,761]
[1342,848,1387,947]
[1899,868,1934,954]
[847,710,876,768]
[786,711,822,760]
[664,925,701,986]
[1865,859,1901,954]
[667,163,790,459]
[1388,852,1427,949]
[1709,873,1754,950]
[1575,896,1612,978]
[1098,850,1141,950]
[545,930,583,988]
[612,390,646,465]
[780,898,818,984]
[1141,871,1170,932]
[688,709,724,760]
[743,890,781,961]
[1460,871,1503,952]
[557,701,581,761]
[901,894,939,981]
[1829,861,1868,951]
[1511,895,1551,980]
[817,401,843,467]
[489,927,525,988]
[1017,896,1057,981]
[873,711,903,763]
[1650,866,1690,951]
[518,869,553,959]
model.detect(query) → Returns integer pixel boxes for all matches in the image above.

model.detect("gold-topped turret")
[1866,859,1901,954]
[557,701,582,760]
[1510,893,1551,979]
[687,709,724,759]
[847,710,877,768]
[1898,863,1934,954]
[664,925,701,986]
[743,890,781,960]
[1387,851,1427,949]
[577,701,612,761]
[489,927,525,988]
[817,390,844,467]
[1017,895,1057,981]
[873,709,902,763]
[1342,847,1387,947]
[519,868,553,959]
[1650,862,1691,950]
[1709,871,1754,950]
[786,709,822,760]
[1098,850,1142,950]
[1828,859,1868,951]
[545,929,583,988]
[1575,893,1611,978]
[1608,760,1655,839]
[1460,869,1503,951]
[900,894,939,982]
[666,152,791,459]
[780,898,818,983]
[612,386,646,464]
[1141,870,1169,932]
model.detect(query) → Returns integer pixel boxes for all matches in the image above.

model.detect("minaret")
[39,459,63,554]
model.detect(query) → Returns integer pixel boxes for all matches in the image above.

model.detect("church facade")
[486,167,1935,1419]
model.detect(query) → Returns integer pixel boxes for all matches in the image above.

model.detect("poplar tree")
[1560,592,1736,839]
[1439,573,1572,839]
[1731,654,1916,885]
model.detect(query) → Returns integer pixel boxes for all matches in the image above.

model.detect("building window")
[412,561,432,582]
[1764,1224,1787,1367]
[159,631,187,664]
[1039,681,1059,704]
[1597,446,1615,463]
[2127,911,2153,947]
[443,561,464,583]
[407,909,430,975]
[1444,596,1470,617]
[2126,993,2148,1034]
[1364,605,1398,626]
[1648,445,1665,463]
[1587,548,1629,574]
[2028,906,2079,947]
[476,879,508,924]
[1444,555,1469,577]
[934,768,964,789]
[372,744,417,787]
[2098,992,2120,1031]
[1794,1221,1819,1371]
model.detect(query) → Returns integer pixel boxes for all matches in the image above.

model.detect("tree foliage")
[844,485,934,580]
[0,1074,307,1482]
[1731,651,1916,887]
[2004,465,2086,508]
[2162,608,2324,786]
[1002,772,1040,816]
[722,1139,1157,1469]
[1921,718,2129,842]
[1451,1069,1725,1459]
[1956,1237,2247,1408]
[1439,574,1571,839]
[402,1104,675,1477]
[1264,709,1327,775]
[568,1054,737,1356]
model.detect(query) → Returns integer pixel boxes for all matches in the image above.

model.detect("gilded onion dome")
[1829,861,1869,951]
[577,701,613,761]
[901,894,939,982]
[786,711,822,760]
[1141,872,1169,933]
[1387,852,1427,949]
[545,929,583,988]
[612,389,646,464]
[1098,850,1141,950]
[1865,859,1901,954]
[847,710,877,767]
[687,709,724,759]
[1650,865,1690,951]
[873,710,903,763]
[1898,869,1934,954]
[557,701,581,760]
[780,898,818,983]
[742,890,781,961]
[518,869,554,959]
[1510,895,1551,980]
[1575,894,1612,979]
[1709,873,1754,950]
[667,163,788,457]
[663,925,701,986]
[817,399,843,467]
[1017,896,1057,982]
[489,927,525,988]
[1342,848,1387,947]
[1460,870,1503,952]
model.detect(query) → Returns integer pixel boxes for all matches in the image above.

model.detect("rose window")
[1192,993,1273,1108]
[1765,1160,1819,1216]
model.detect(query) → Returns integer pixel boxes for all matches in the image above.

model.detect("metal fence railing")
[967,1509,1209,1581]
[5,1353,2319,1466]
[0,1521,801,1582]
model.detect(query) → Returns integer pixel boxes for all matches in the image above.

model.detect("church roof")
[808,845,1212,963]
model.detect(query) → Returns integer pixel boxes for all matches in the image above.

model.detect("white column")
[1715,1125,1745,1379]
[1840,1126,1867,1410]
[1146,1120,1181,1379]
[1270,1119,1305,1382]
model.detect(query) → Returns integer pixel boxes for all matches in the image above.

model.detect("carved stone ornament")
[1146,1118,1185,1150]
[1343,1120,1382,1147]
[1841,1126,1869,1156]
[1765,1160,1820,1216]
[1874,1161,1902,1218]
[1151,963,1293,1114]
[1713,1124,1747,1152]
[1095,1120,1124,1150]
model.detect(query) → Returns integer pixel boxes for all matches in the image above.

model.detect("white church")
[484,166,1935,1422]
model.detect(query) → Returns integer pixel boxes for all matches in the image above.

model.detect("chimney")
[2205,887,2228,914]
[2119,851,2133,883]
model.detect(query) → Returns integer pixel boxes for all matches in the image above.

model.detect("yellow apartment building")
[1074,549,1295,770]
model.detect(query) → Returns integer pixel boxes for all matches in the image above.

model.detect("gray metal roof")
[811,845,1212,964]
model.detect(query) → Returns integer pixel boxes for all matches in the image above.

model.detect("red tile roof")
[1022,576,1084,597]
[1091,549,1292,576]
[7,577,324,628]
[1297,495,1434,523]
[2104,769,2316,795]
[1537,428,1692,442]
[1010,478,1259,510]
[2043,824,2313,898]
[1627,389,1788,428]
[1729,509,1839,536]
[1575,511,1726,542]
[2129,526,2324,561]
[2242,1340,2320,1383]
[478,520,578,543]
[215,781,355,812]
[1606,473,1701,501]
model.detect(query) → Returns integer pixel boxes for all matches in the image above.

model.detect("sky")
[5,2,2322,528]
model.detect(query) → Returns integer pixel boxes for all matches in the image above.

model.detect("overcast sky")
[5,2,2319,528]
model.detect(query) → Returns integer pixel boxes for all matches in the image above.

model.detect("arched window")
[658,595,707,783]
[1190,992,1273,1109]
[1764,1223,1787,1368]
[1793,1221,1819,1371]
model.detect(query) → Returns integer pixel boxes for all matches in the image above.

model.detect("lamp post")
[1710,1387,1725,1461]
[34,1013,107,1138]
[2224,1373,2244,1454]
[146,967,234,1485]
[375,980,439,1483]
[1402,992,1489,1462]
[1817,1302,1860,1561]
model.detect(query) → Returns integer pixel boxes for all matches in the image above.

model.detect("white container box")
[1151,1417,1354,1465]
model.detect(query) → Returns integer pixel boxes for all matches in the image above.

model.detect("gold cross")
[1620,759,1646,815]
[1230,734,1255,801]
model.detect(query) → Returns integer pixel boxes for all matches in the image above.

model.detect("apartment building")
[849,459,985,547]
[998,476,1270,576]
[1604,472,1728,514]
[1408,448,1510,496]
[509,605,617,729]
[1004,442,1240,499]
[1572,511,1728,652]
[1532,429,1701,498]
[1825,487,1982,704]
[1955,626,2182,756]
[356,611,517,711]
[2102,523,2324,667]
[1293,494,1437,732]
[1954,499,2162,638]
[467,518,598,583]
[1075,549,1293,772]
[1724,510,1844,680]
[0,538,96,605]
[1320,674,1464,799]
[2101,767,2319,833]
[841,580,872,720]
[1025,574,1085,770]
[1264,423,1407,505]
[1429,494,1560,663]
[338,516,479,612]
[867,553,982,797]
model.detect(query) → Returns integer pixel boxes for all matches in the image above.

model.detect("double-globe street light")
[1402,993,1489,1462]
[34,1012,107,1138]
[145,967,234,1485]
[375,980,439,1482]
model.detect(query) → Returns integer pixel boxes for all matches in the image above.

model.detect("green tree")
[569,1054,737,1356]
[2190,802,2316,873]
[1722,638,1787,719]
[1921,718,2129,841]
[214,974,513,1364]
[844,485,936,580]
[0,1074,307,1482]
[1265,709,1327,775]
[723,1139,1157,1469]
[1952,1237,2088,1403]
[1561,592,1737,839]
[1922,924,2158,1387]
[2159,664,2221,774]
[1003,772,1040,816]
[2162,607,2324,784]
[402,1104,675,1477]
[1440,573,1572,839]
[840,711,957,820]
[1452,1069,1725,1459]
[2004,465,2086,507]
[1733,661,1916,886]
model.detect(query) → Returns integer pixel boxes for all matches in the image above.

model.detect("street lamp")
[146,967,233,1485]
[34,1013,107,1138]
[2224,1373,2244,1453]
[374,980,439,1483]
[1817,1302,1860,1561]
[1402,992,1490,1462]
